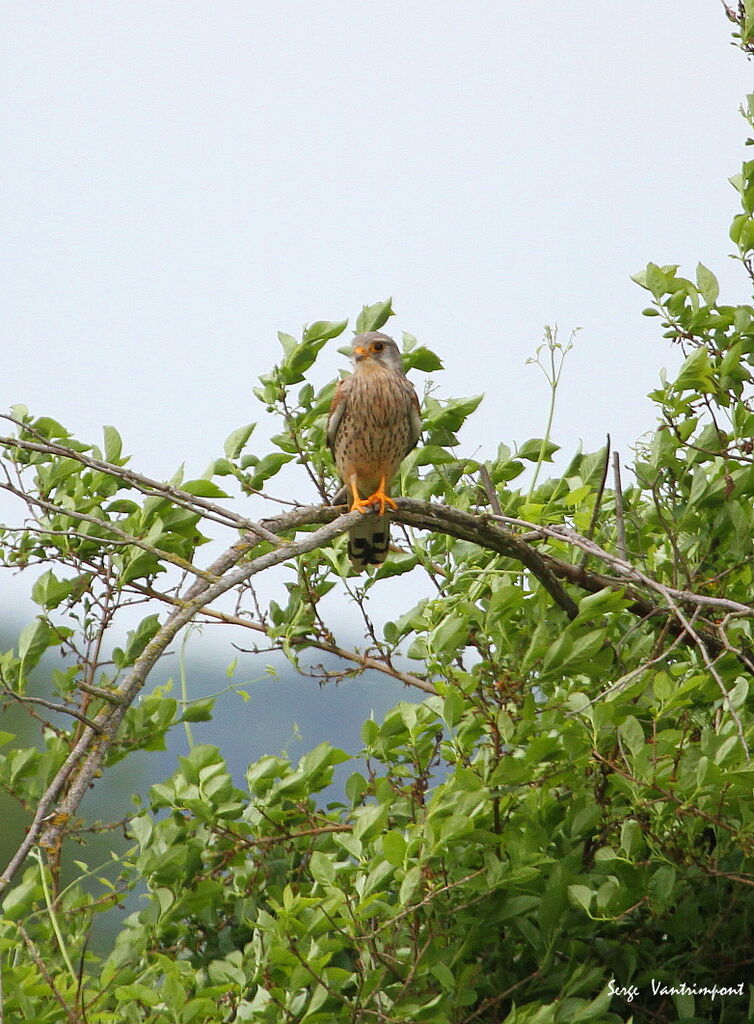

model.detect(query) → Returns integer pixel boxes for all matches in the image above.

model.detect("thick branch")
[257,499,581,620]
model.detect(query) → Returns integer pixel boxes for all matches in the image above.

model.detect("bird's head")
[351,332,403,374]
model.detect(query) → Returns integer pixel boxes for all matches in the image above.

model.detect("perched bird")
[327,332,421,569]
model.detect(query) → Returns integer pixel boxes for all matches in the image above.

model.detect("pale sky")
[4,2,751,485]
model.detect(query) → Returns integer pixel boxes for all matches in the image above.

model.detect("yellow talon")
[349,477,397,515]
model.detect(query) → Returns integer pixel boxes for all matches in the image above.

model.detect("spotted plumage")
[327,331,421,569]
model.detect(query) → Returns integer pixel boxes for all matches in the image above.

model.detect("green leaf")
[279,322,347,384]
[355,298,395,334]
[574,587,630,621]
[122,614,161,665]
[361,719,379,746]
[567,884,593,915]
[181,479,230,498]
[643,261,673,300]
[31,570,75,610]
[429,613,469,656]
[352,802,389,840]
[247,452,294,490]
[569,985,614,1022]
[119,550,165,585]
[381,830,407,866]
[114,984,160,1007]
[309,850,336,885]
[424,394,484,433]
[403,345,444,373]
[278,331,298,357]
[649,865,676,906]
[181,700,215,723]
[345,771,368,803]
[542,632,573,674]
[518,437,560,462]
[652,671,673,701]
[103,425,124,463]
[620,818,643,857]
[31,416,69,440]
[224,423,255,459]
[696,262,720,305]
[303,318,349,343]
[399,864,421,905]
[442,689,465,727]
[674,347,713,392]
[18,618,57,679]
[618,715,645,757]
[9,402,29,424]
[299,741,349,778]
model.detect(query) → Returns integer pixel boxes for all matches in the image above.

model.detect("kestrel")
[327,332,421,569]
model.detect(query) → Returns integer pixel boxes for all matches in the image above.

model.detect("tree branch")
[131,583,438,694]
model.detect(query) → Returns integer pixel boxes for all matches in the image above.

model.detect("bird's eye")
[372,341,384,352]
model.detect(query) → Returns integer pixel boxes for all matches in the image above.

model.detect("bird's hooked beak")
[353,346,369,362]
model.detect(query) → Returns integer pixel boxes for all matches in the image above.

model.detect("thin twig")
[613,450,626,560]
[76,681,126,705]
[478,464,502,515]
[0,690,102,733]
[656,586,748,757]
[212,821,351,850]
[0,479,212,581]
[130,583,437,693]
[364,868,486,938]
[461,968,543,1024]
[591,750,745,837]
[16,922,81,1024]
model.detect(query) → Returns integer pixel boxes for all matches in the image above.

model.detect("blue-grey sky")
[4,3,751,484]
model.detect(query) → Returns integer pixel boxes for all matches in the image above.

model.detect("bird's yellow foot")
[352,489,398,515]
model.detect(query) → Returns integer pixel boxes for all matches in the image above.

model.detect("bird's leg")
[349,478,372,514]
[350,475,398,515]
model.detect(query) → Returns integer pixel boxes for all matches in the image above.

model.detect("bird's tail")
[348,514,391,569]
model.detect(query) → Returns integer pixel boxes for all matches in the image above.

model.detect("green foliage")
[4,43,754,1024]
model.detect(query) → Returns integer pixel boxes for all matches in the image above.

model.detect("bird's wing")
[326,376,351,453]
[405,386,422,455]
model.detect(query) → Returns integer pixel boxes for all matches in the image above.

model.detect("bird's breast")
[332,372,415,491]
